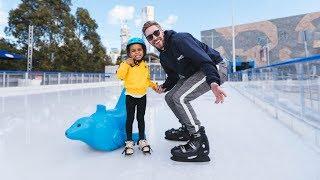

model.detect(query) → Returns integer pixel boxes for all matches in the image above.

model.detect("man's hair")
[142,21,162,35]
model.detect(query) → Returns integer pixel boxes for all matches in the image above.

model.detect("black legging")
[126,95,146,141]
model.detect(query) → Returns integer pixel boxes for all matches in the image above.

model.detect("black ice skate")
[170,127,210,162]
[165,125,190,141]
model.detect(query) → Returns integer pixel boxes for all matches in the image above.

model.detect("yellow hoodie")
[116,60,157,96]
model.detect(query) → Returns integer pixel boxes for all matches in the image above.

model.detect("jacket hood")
[161,30,176,52]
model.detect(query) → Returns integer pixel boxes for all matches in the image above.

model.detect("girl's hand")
[154,85,166,94]
[152,85,158,91]
[126,58,135,66]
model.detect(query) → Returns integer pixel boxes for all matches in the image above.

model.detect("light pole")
[211,31,214,48]
[231,0,236,73]
[258,36,270,66]
[201,31,219,49]
[27,25,34,72]
[303,30,309,57]
[201,34,213,48]
[266,37,270,66]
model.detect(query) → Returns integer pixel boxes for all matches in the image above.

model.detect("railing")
[0,71,112,87]
[149,63,166,81]
[106,63,166,81]
[0,63,166,88]
[229,55,320,126]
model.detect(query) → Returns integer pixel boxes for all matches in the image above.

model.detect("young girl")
[116,37,157,156]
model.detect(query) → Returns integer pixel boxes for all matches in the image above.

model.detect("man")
[142,21,227,162]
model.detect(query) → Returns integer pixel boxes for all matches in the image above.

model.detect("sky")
[0,0,319,53]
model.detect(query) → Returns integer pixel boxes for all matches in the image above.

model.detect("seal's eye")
[77,123,81,127]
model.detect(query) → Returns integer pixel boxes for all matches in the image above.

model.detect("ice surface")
[0,84,319,180]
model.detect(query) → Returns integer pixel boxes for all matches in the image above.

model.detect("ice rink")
[0,83,319,180]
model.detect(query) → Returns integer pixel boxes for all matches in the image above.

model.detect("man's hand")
[210,83,227,104]
[155,85,166,94]
[125,58,135,66]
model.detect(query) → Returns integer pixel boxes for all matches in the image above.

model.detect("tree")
[0,38,26,70]
[6,0,72,47]
[105,54,113,66]
[75,7,107,72]
[115,56,123,65]
[115,49,127,65]
[4,0,107,72]
[55,38,88,71]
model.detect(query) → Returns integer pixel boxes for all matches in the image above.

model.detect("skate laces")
[192,132,201,138]
[174,126,185,133]
[122,141,134,155]
[125,141,134,148]
[177,133,201,153]
[139,139,152,152]
[178,141,197,153]
[138,139,148,148]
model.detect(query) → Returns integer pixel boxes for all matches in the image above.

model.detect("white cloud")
[0,1,8,26]
[0,31,4,39]
[103,37,111,52]
[0,1,8,39]
[108,5,135,25]
[161,15,178,29]
[0,10,7,25]
[134,17,142,28]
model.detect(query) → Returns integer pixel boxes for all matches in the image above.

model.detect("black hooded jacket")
[159,30,223,91]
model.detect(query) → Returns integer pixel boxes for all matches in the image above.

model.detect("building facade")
[141,6,155,53]
[201,12,320,67]
[109,48,120,64]
[120,21,130,52]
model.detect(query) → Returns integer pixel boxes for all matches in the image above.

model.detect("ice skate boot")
[165,125,190,141]
[122,141,134,156]
[138,139,152,154]
[170,127,210,162]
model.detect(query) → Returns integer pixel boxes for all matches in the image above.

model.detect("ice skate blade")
[164,136,189,141]
[122,150,134,156]
[170,155,210,162]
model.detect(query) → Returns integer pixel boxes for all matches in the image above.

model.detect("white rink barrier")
[0,81,122,97]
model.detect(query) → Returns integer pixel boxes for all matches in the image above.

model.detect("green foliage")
[2,0,108,72]
[115,49,127,65]
[115,56,123,65]
[0,38,26,70]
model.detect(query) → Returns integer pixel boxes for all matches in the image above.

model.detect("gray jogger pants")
[164,71,211,134]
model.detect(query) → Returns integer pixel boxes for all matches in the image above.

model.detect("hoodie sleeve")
[160,61,179,91]
[175,34,222,85]
[116,61,130,80]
